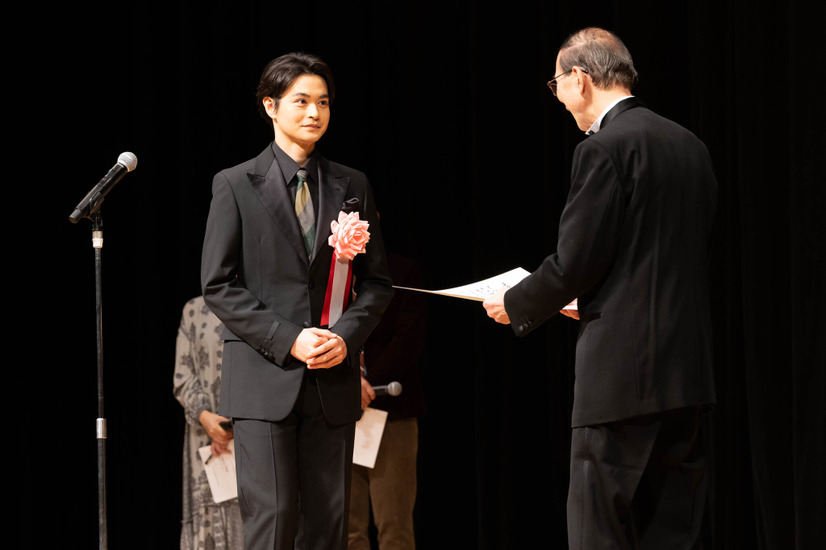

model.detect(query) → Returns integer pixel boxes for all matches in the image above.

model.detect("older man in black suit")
[201,52,393,550]
[484,28,717,549]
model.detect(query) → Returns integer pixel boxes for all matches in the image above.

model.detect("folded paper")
[353,407,388,468]
[198,440,238,504]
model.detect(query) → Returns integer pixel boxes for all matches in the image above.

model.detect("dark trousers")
[233,375,356,550]
[567,406,709,550]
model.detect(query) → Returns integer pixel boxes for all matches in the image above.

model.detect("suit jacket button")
[303,321,311,328]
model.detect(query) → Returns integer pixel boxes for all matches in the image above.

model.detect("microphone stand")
[70,152,136,550]
[88,210,109,550]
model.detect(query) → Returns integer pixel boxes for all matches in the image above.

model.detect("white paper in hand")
[198,439,238,503]
[393,267,530,301]
[352,407,388,468]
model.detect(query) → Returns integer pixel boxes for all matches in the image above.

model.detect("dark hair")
[558,28,638,91]
[255,52,335,120]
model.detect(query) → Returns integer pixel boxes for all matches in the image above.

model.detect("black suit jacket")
[505,98,717,427]
[201,143,393,425]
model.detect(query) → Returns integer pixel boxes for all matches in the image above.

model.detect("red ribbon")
[320,256,353,327]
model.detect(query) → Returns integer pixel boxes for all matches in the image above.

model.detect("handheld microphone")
[372,381,402,397]
[69,152,138,223]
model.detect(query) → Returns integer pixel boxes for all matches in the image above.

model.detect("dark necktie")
[294,168,316,258]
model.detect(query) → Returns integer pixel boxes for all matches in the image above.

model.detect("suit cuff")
[262,321,302,365]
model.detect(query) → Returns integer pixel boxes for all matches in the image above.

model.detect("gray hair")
[558,28,639,91]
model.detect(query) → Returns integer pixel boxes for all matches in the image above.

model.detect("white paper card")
[394,267,578,310]
[393,267,531,301]
[198,439,238,503]
[352,407,388,468]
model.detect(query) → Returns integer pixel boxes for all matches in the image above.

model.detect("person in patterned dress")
[174,295,244,550]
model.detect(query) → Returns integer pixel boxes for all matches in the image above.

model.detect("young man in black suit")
[483,28,717,549]
[201,52,393,550]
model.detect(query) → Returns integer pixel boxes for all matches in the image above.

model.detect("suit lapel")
[312,157,350,265]
[245,146,352,266]
[247,146,309,264]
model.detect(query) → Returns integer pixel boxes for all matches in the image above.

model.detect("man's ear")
[263,97,277,118]
[573,67,589,93]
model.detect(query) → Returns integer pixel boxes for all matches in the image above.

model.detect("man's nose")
[307,103,319,118]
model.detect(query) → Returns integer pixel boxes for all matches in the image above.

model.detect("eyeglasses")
[547,67,588,96]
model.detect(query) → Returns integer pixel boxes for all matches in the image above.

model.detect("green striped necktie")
[294,168,316,258]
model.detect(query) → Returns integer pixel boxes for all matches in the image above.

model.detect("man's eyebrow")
[289,92,330,98]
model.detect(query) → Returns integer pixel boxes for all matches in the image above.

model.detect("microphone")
[372,381,402,397]
[69,152,138,223]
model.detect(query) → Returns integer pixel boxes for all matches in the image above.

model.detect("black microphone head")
[118,152,138,172]
[387,381,402,396]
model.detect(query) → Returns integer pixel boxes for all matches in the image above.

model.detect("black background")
[17,1,823,548]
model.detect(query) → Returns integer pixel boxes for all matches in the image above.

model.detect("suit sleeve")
[200,171,302,364]
[505,139,627,336]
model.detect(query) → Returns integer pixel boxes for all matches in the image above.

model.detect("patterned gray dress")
[173,296,243,550]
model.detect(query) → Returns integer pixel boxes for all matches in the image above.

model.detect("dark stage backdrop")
[18,1,823,548]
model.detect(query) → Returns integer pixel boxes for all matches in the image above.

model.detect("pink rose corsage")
[328,211,370,261]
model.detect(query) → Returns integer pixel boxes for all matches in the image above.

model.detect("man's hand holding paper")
[392,266,578,322]
[482,288,511,325]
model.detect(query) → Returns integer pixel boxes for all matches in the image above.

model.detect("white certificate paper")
[198,439,238,503]
[393,267,531,301]
[352,407,388,468]
[393,267,577,310]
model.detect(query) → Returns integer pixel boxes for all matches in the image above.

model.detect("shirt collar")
[271,141,318,185]
[586,95,634,135]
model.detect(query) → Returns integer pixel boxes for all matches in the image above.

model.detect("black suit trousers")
[233,373,356,550]
[567,406,709,550]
